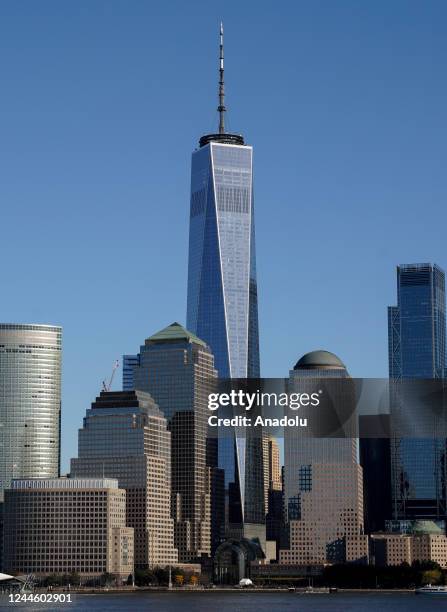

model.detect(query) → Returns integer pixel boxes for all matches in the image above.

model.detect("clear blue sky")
[0,1,446,471]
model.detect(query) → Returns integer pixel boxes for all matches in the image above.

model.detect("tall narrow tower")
[0,324,62,502]
[186,25,263,539]
[187,23,259,380]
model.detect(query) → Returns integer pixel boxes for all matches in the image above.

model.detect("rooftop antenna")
[199,22,244,148]
[218,22,226,134]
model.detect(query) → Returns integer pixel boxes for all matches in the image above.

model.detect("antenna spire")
[199,22,245,147]
[218,22,226,134]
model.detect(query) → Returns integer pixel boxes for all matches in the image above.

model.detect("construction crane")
[102,360,119,392]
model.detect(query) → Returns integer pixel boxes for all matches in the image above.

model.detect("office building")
[185,24,265,542]
[371,533,412,566]
[359,414,392,533]
[385,518,446,534]
[388,263,447,520]
[0,324,62,501]
[412,533,447,568]
[371,532,447,568]
[122,354,139,391]
[266,465,285,561]
[264,436,283,559]
[133,322,218,560]
[2,478,133,581]
[280,351,367,565]
[267,435,282,492]
[71,390,178,568]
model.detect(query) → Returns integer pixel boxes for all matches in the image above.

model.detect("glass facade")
[388,263,447,520]
[187,142,259,379]
[0,324,62,501]
[186,139,263,531]
[122,354,139,391]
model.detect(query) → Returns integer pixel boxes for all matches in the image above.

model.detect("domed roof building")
[281,348,367,567]
[294,350,345,371]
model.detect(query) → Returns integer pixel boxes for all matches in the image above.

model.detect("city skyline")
[1,5,447,589]
[0,2,446,470]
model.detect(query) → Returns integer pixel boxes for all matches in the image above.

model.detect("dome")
[294,350,345,371]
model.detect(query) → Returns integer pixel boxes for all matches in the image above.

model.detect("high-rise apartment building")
[186,24,265,542]
[133,322,220,560]
[3,478,133,581]
[388,263,447,520]
[0,324,62,501]
[71,390,178,568]
[281,351,367,565]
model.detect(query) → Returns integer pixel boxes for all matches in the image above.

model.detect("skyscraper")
[186,24,264,541]
[0,324,62,501]
[122,354,139,391]
[359,414,392,533]
[388,263,447,520]
[186,24,259,380]
[71,390,178,568]
[267,435,282,492]
[133,322,221,559]
[266,443,285,561]
[281,351,367,565]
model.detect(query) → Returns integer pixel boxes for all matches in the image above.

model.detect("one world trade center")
[186,25,265,543]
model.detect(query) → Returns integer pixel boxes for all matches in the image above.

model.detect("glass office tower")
[186,25,263,540]
[0,324,62,501]
[122,354,139,391]
[388,263,447,520]
[187,142,259,380]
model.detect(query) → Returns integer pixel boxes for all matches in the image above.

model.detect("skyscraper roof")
[146,322,207,347]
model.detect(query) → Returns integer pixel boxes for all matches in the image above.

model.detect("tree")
[100,572,115,587]
[153,567,169,585]
[421,570,442,585]
[68,572,81,586]
[134,569,150,586]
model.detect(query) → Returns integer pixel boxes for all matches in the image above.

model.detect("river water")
[0,591,444,611]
